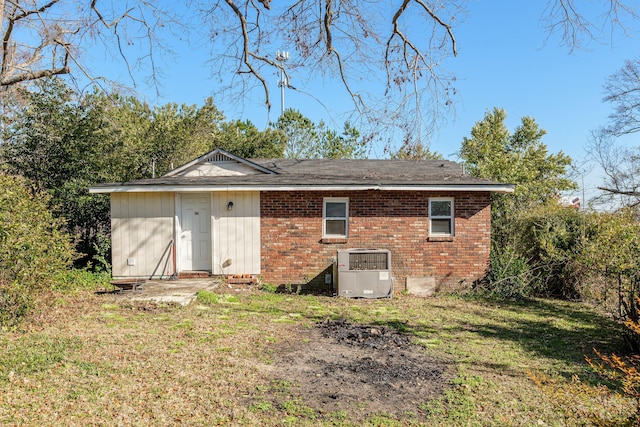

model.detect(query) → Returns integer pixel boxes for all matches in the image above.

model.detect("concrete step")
[178,271,212,279]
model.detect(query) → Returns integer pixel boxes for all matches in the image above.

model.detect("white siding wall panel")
[178,162,261,177]
[111,192,175,278]
[212,191,260,275]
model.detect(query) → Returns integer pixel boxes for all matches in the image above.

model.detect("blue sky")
[431,1,639,202]
[89,1,639,203]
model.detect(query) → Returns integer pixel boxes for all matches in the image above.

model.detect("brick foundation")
[260,190,491,293]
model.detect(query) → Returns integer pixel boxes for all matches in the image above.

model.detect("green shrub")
[90,231,112,273]
[0,174,75,324]
[481,245,535,301]
[51,269,111,293]
[0,285,31,327]
[513,204,589,299]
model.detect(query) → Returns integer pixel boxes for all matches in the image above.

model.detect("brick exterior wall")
[260,190,491,292]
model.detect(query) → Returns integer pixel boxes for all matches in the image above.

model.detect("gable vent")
[205,153,234,163]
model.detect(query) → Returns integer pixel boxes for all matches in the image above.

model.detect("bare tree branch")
[224,0,276,111]
[90,0,134,29]
[1,0,67,86]
[603,58,640,137]
[1,57,68,85]
[413,0,457,56]
[321,0,362,111]
[198,1,640,151]
[587,128,640,209]
[0,0,177,97]
[541,0,639,52]
[598,186,640,197]
[2,1,632,154]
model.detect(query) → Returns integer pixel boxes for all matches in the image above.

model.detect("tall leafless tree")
[200,0,639,144]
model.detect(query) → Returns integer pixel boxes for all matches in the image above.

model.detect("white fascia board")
[90,184,515,194]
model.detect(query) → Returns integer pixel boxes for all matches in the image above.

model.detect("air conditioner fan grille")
[349,252,388,270]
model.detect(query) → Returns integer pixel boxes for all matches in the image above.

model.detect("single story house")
[89,148,514,292]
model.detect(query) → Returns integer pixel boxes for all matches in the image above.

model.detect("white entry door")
[180,194,212,271]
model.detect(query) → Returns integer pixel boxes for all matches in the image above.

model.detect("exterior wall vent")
[205,153,234,163]
[336,249,393,298]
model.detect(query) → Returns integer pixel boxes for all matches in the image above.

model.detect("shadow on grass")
[397,297,624,383]
[470,298,624,359]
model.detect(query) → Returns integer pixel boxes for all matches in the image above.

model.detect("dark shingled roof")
[250,158,495,185]
[90,157,513,191]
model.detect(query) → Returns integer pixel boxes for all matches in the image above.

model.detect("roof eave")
[89,184,515,194]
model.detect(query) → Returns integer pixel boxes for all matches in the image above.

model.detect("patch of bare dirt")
[253,319,452,419]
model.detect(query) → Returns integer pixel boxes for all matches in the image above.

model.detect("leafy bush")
[480,244,535,300]
[513,204,589,299]
[0,174,75,324]
[89,231,112,273]
[0,285,31,327]
[579,210,640,324]
[51,269,111,293]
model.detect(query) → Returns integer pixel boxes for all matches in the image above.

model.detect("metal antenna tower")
[276,50,290,116]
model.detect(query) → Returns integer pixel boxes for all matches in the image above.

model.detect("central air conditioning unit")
[336,248,393,298]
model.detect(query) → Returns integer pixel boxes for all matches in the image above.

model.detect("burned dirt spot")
[318,318,414,349]
[251,319,452,420]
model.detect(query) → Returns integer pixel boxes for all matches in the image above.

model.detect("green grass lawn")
[0,289,634,426]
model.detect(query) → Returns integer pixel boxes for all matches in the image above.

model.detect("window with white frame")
[429,198,454,236]
[323,198,348,237]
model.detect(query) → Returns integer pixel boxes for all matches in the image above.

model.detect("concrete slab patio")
[111,278,223,306]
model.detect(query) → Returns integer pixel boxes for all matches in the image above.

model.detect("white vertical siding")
[178,162,262,177]
[111,192,175,278]
[212,191,260,275]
